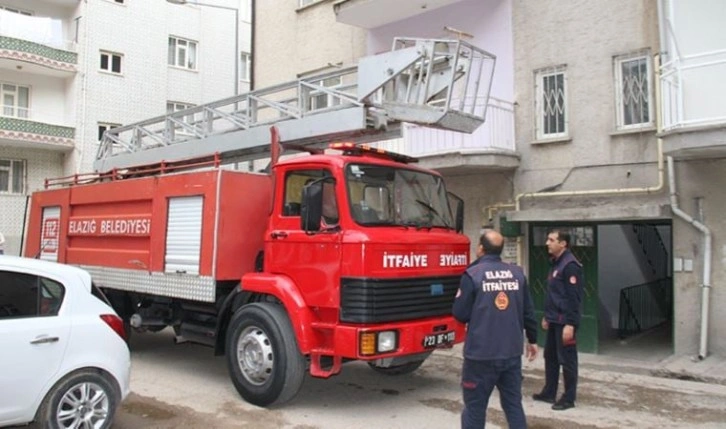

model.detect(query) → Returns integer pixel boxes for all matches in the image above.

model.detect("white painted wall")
[1,0,252,257]
[368,0,514,102]
[69,0,246,172]
[0,69,69,125]
[0,0,76,46]
[661,0,726,126]
[254,0,367,88]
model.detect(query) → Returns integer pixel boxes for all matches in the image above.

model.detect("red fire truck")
[24,38,496,406]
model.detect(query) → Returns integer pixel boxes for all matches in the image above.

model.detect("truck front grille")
[340,275,461,323]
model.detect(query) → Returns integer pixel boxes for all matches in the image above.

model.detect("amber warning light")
[328,142,418,164]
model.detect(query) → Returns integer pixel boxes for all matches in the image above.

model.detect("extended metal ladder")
[94,38,496,173]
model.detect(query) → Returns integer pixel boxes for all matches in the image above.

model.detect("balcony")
[374,97,518,174]
[659,49,726,160]
[0,11,77,76]
[0,109,75,151]
[334,0,465,29]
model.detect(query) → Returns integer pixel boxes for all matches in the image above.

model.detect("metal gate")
[529,224,599,353]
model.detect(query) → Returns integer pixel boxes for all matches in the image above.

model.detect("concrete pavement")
[108,331,726,428]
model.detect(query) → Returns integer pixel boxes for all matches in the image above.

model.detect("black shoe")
[532,393,556,404]
[552,399,575,411]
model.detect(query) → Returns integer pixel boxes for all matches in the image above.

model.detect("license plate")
[423,331,455,348]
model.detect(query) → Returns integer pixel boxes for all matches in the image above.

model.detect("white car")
[0,256,130,429]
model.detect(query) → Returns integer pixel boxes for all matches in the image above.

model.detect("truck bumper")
[330,316,466,360]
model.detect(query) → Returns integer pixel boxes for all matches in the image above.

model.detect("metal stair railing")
[632,224,669,278]
[618,278,672,339]
[94,37,496,173]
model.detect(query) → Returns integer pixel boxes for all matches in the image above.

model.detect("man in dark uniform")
[533,229,584,411]
[453,230,538,429]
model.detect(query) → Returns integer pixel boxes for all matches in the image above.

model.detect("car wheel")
[367,359,426,376]
[226,303,305,407]
[37,369,119,429]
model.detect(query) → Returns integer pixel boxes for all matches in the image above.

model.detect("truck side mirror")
[454,199,464,233]
[447,192,465,233]
[301,181,323,232]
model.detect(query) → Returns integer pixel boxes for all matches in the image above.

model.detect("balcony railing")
[660,49,726,131]
[0,10,77,69]
[402,96,515,157]
[0,35,77,65]
[0,107,75,145]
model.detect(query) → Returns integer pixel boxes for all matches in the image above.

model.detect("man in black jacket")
[453,230,538,429]
[532,229,584,411]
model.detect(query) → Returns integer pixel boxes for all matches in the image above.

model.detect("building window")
[0,5,33,15]
[535,65,568,140]
[240,52,251,82]
[614,52,652,129]
[307,76,342,111]
[168,36,198,70]
[1,83,29,119]
[167,101,195,114]
[167,101,196,134]
[0,159,26,194]
[98,122,121,142]
[239,0,251,22]
[100,51,123,74]
[299,0,323,7]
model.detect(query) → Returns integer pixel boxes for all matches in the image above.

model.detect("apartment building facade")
[255,0,726,359]
[0,0,251,255]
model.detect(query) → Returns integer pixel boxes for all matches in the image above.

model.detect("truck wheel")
[367,359,426,376]
[226,303,305,407]
[36,369,119,429]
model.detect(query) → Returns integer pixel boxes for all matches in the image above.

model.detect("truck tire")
[225,303,305,407]
[367,359,426,376]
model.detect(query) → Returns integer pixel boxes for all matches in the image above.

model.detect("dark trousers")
[542,323,578,403]
[461,356,526,429]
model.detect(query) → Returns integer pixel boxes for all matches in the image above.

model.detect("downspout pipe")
[667,156,712,360]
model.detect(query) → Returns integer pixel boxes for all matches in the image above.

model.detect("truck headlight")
[377,331,397,353]
[359,330,398,356]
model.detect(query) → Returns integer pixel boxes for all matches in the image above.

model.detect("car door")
[0,270,71,424]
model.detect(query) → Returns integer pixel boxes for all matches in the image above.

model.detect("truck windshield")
[345,163,454,229]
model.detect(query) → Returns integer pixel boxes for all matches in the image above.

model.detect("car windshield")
[345,163,454,228]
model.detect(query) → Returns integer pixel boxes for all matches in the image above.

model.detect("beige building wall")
[669,157,726,356]
[512,0,726,357]
[513,0,661,195]
[254,0,366,87]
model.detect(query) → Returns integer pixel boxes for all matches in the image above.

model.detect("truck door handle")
[30,336,59,345]
[270,231,288,239]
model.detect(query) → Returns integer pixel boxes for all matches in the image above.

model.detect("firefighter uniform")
[453,254,538,429]
[541,249,584,406]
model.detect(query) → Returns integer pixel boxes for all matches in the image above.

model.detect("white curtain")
[0,10,65,49]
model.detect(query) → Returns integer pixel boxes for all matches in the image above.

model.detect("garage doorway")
[528,222,673,359]
[598,223,673,361]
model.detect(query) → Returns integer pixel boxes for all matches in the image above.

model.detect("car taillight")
[100,314,127,341]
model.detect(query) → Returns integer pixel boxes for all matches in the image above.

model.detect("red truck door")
[265,167,342,309]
